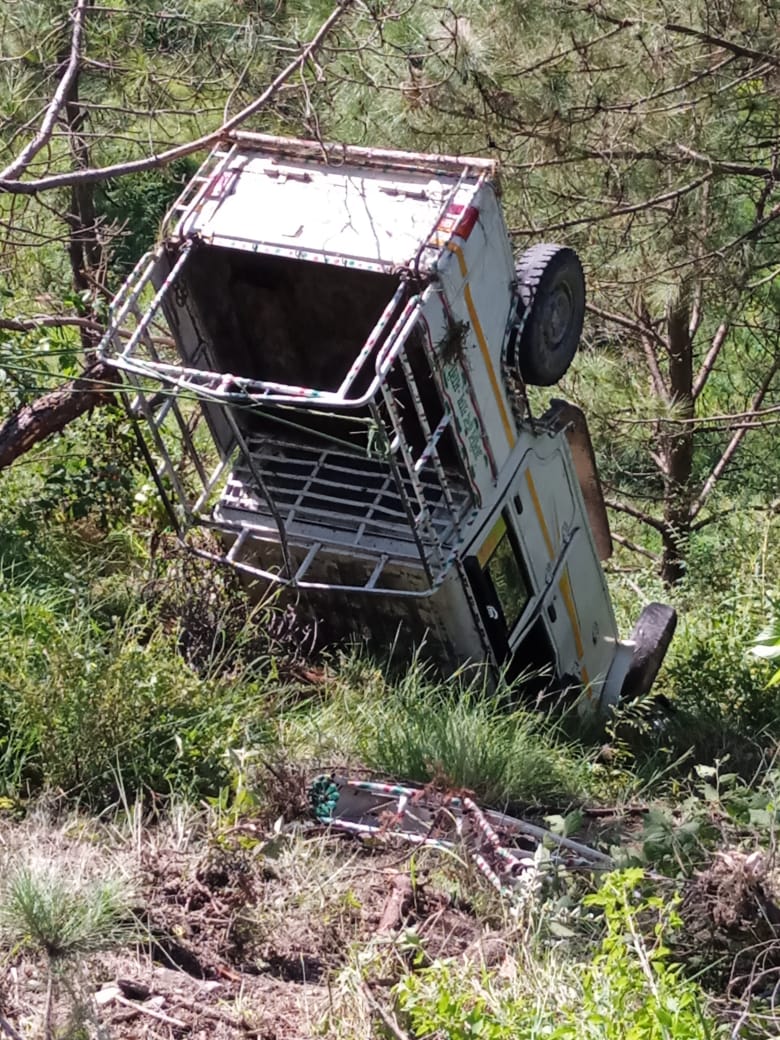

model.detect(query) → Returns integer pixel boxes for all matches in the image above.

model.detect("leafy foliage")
[396,869,725,1039]
[752,606,780,688]
[94,158,198,281]
[660,608,778,775]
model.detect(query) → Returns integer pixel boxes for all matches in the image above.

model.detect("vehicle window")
[479,514,531,632]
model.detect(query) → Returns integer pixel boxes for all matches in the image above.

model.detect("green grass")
[0,520,287,808]
[395,869,727,1040]
[285,657,596,809]
[0,859,135,961]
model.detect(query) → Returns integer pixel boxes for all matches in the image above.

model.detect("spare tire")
[621,602,678,702]
[508,243,585,386]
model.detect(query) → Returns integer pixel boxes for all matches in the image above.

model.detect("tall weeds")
[0,526,284,807]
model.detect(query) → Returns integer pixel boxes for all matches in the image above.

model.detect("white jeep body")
[99,132,666,716]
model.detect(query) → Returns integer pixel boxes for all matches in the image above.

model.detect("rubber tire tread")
[515,243,585,386]
[621,602,677,702]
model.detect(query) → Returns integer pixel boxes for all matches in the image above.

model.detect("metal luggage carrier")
[95,134,519,595]
[100,253,479,596]
[216,435,473,559]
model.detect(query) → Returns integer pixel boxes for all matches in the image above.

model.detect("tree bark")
[61,43,104,354]
[660,293,695,585]
[0,362,114,470]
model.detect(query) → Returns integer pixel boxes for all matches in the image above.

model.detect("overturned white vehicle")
[99,133,676,717]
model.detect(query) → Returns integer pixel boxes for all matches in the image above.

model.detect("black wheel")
[510,243,585,386]
[620,603,677,702]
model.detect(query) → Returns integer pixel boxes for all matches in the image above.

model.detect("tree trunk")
[660,295,695,585]
[61,50,103,354]
[0,362,114,470]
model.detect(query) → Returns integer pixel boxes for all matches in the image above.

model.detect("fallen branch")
[171,995,254,1032]
[111,995,188,1030]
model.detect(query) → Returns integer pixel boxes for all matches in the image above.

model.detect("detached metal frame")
[99,242,478,596]
[312,777,613,898]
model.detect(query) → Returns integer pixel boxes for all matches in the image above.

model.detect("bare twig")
[0,0,88,181]
[611,531,660,563]
[169,995,252,1032]
[604,497,668,536]
[111,995,188,1029]
[360,983,411,1040]
[585,302,667,350]
[0,315,103,334]
[0,1014,24,1040]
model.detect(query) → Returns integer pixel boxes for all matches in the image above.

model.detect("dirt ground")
[0,807,497,1040]
[5,792,774,1038]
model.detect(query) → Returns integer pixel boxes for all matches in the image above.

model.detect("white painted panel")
[179,153,477,271]
[510,440,618,689]
[434,183,518,475]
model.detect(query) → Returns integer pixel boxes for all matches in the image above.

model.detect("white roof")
[175,138,491,272]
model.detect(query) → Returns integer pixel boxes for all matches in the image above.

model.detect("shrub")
[659,608,777,775]
[0,528,282,807]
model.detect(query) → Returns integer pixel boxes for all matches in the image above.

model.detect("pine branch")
[586,7,780,69]
[0,0,88,182]
[664,22,780,68]
[692,321,729,400]
[0,1,353,195]
[585,303,667,351]
[509,172,713,235]
[675,144,774,179]
[690,356,780,519]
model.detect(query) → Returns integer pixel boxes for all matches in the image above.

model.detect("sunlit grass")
[285,656,596,808]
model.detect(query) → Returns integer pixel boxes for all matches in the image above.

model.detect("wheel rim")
[542,282,573,348]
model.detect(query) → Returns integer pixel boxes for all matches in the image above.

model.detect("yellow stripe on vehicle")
[525,470,588,684]
[525,470,554,558]
[559,571,584,660]
[447,242,516,449]
[476,515,506,568]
